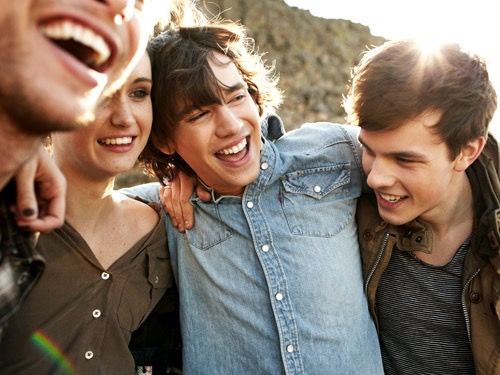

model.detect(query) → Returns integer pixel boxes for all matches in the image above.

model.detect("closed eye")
[187,110,209,122]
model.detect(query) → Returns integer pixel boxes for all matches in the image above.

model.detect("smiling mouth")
[97,136,134,146]
[379,192,406,203]
[215,138,249,161]
[40,20,112,72]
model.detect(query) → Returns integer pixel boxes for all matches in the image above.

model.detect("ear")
[153,138,176,156]
[453,136,486,172]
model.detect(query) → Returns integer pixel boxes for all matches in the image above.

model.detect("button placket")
[243,185,304,372]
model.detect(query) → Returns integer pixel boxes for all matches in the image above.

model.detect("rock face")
[201,0,385,129]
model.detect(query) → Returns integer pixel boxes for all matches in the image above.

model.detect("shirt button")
[85,350,94,359]
[101,272,110,280]
[313,185,322,193]
[154,275,160,284]
[17,272,29,285]
[92,309,101,318]
[246,201,254,209]
[286,344,295,353]
[261,162,269,170]
[262,244,270,252]
[275,292,284,301]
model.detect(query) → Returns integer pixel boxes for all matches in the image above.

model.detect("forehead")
[127,54,151,80]
[208,52,244,86]
[359,111,444,152]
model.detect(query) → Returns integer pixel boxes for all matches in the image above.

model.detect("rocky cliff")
[201,0,385,129]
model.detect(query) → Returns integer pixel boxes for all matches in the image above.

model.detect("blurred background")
[117,0,499,187]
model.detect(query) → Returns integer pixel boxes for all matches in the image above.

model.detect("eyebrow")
[132,77,152,84]
[358,135,428,160]
[178,81,247,119]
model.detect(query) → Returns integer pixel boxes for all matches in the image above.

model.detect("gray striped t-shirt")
[376,239,474,374]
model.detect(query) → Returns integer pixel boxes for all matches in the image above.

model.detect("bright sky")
[284,0,500,136]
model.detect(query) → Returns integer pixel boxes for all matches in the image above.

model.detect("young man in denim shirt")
[126,23,383,374]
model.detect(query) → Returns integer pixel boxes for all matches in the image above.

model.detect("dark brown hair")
[140,22,282,182]
[343,39,497,158]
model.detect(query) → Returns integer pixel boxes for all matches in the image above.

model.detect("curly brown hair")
[140,21,282,183]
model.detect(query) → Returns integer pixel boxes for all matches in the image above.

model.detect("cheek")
[137,106,153,136]
[361,150,373,175]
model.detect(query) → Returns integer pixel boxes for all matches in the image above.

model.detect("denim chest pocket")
[185,202,233,251]
[281,163,356,237]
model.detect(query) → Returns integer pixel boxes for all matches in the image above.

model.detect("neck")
[427,173,474,238]
[63,170,117,228]
[415,172,474,266]
[0,113,44,189]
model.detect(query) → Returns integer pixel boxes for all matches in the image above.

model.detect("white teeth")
[40,20,111,67]
[217,139,247,155]
[380,193,402,203]
[98,137,133,145]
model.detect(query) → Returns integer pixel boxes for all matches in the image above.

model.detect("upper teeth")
[40,21,111,67]
[380,193,402,202]
[99,137,132,145]
[217,139,247,155]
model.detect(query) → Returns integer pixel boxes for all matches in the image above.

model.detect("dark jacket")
[0,181,44,342]
[357,135,500,375]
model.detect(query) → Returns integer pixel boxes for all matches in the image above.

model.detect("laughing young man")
[126,23,383,374]
[0,0,170,340]
[344,40,499,374]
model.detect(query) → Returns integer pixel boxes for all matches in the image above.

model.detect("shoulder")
[113,191,161,236]
[275,122,362,170]
[119,182,162,203]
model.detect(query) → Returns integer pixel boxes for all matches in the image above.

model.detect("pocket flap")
[282,163,351,199]
[147,247,173,289]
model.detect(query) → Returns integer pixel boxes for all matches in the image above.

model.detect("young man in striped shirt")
[345,40,499,374]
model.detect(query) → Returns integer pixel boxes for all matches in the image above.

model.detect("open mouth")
[40,20,113,72]
[215,138,249,162]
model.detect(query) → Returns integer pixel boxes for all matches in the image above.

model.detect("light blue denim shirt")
[124,117,383,374]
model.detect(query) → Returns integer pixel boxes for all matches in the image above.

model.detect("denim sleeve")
[119,182,162,203]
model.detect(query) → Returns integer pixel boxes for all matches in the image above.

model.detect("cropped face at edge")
[161,52,263,196]
[0,0,163,134]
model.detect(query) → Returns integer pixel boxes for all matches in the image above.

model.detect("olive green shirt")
[0,216,172,374]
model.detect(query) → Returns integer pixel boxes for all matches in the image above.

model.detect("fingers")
[160,172,197,233]
[196,185,212,202]
[15,155,39,222]
[15,148,66,232]
[178,172,194,230]
[160,183,180,230]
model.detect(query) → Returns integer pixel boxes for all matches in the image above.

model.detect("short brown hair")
[343,39,497,158]
[140,22,282,182]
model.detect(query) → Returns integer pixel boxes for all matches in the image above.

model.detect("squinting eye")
[188,111,209,122]
[231,93,247,103]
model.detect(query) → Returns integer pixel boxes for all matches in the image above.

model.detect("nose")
[110,98,135,128]
[215,106,244,138]
[96,0,136,23]
[365,157,396,190]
